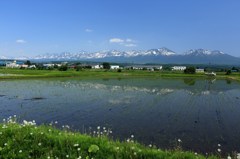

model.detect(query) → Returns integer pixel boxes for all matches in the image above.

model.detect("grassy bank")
[0,68,239,81]
[0,117,218,159]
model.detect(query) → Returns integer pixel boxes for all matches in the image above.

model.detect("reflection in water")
[0,78,240,155]
[183,78,196,86]
[226,79,232,84]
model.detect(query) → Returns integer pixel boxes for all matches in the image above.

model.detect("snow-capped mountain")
[178,49,240,64]
[32,47,176,60]
[0,56,8,59]
[1,48,240,64]
[146,47,176,56]
[184,49,225,56]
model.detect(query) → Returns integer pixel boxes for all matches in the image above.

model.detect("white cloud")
[85,29,93,32]
[125,43,137,47]
[109,38,124,43]
[16,39,27,44]
[109,38,137,47]
[126,38,135,43]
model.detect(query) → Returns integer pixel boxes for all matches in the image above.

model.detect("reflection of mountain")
[54,79,234,96]
[58,81,175,96]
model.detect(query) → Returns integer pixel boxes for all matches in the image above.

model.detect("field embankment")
[0,117,219,159]
[0,68,239,81]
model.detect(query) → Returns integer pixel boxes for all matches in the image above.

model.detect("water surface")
[0,78,240,154]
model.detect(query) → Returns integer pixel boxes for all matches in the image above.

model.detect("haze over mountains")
[1,48,240,65]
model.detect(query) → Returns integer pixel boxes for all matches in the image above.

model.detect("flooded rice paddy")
[0,78,240,154]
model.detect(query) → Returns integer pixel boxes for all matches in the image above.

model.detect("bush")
[58,65,68,71]
[117,69,122,72]
[226,70,232,75]
[184,67,196,74]
[76,66,82,71]
[102,62,110,69]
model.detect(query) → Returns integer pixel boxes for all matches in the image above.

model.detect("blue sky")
[0,0,240,57]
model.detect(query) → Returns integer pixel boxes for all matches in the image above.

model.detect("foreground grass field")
[0,117,219,159]
[0,68,239,81]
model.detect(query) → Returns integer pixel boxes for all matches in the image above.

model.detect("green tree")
[226,70,232,75]
[184,67,196,74]
[58,65,68,71]
[102,62,110,69]
[25,60,31,66]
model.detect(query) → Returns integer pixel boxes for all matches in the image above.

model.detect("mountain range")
[1,48,240,65]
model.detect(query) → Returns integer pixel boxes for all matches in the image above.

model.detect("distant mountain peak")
[185,49,225,56]
[1,47,239,65]
[147,47,176,56]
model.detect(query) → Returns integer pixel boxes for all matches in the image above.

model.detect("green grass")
[1,68,239,82]
[0,117,219,159]
[0,68,215,78]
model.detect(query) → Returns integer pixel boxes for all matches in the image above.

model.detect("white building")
[196,69,204,73]
[92,65,103,69]
[126,65,162,70]
[172,66,186,71]
[43,64,55,67]
[29,65,36,69]
[20,64,29,68]
[110,65,120,69]
[6,61,20,68]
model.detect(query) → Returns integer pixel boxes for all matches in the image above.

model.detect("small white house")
[43,64,55,67]
[20,64,29,68]
[196,69,204,73]
[92,65,103,69]
[29,65,36,69]
[6,60,20,68]
[172,66,186,71]
[110,65,120,69]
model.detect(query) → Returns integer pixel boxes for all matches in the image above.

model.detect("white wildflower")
[74,144,79,147]
[237,153,240,159]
